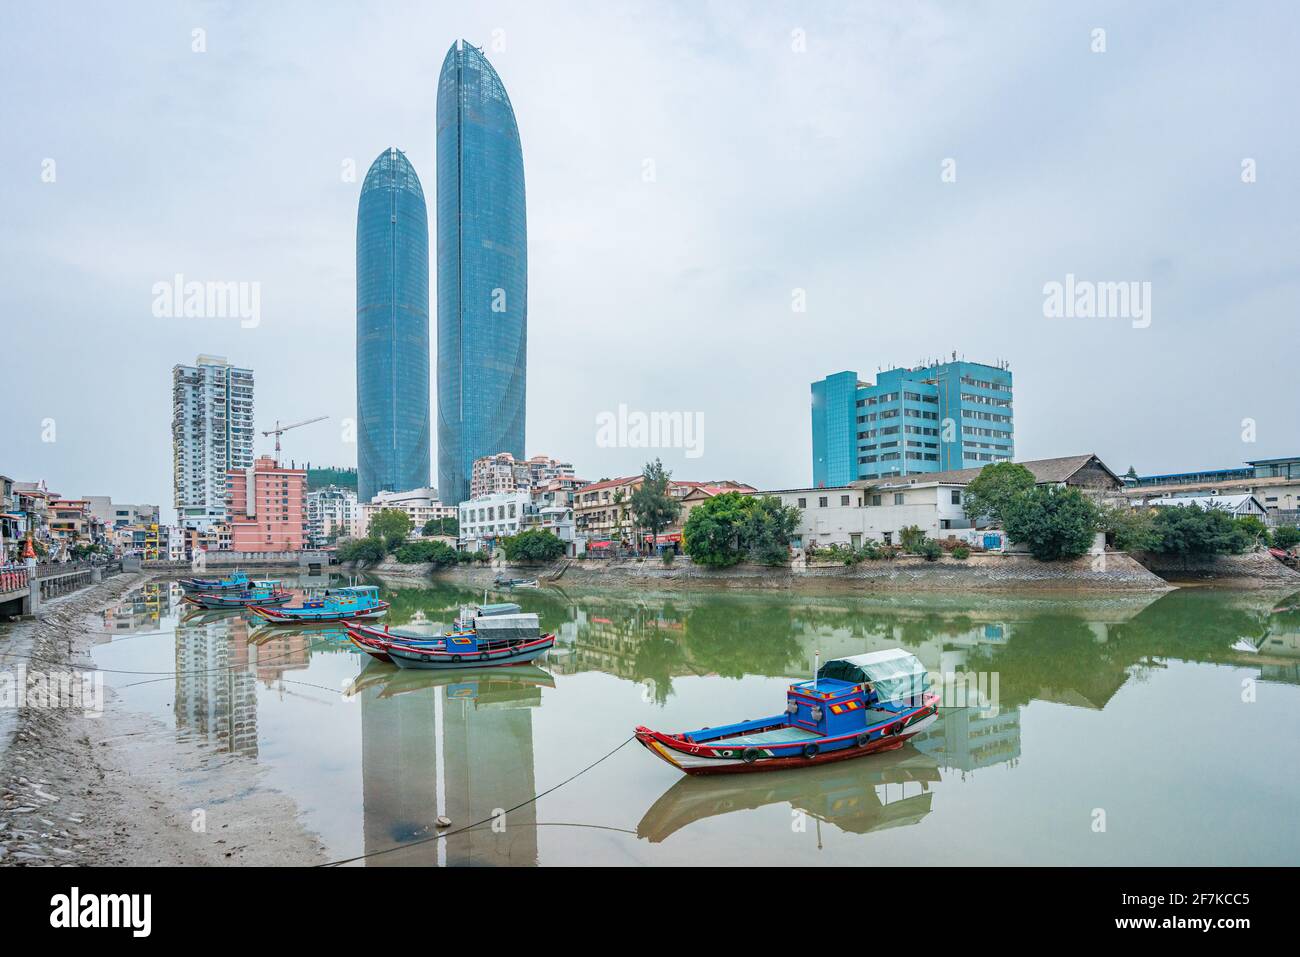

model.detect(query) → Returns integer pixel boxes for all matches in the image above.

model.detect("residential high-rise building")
[172,355,254,528]
[356,147,431,504]
[436,40,528,506]
[811,359,1014,487]
[306,485,358,548]
[469,452,575,499]
[225,455,307,551]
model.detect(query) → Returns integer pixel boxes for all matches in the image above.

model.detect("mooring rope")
[318,734,638,867]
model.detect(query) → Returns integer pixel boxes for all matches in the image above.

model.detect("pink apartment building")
[226,456,307,551]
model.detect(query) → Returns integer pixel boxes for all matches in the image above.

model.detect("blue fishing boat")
[178,571,250,593]
[248,585,388,624]
[636,649,940,775]
[346,612,553,670]
[183,580,292,610]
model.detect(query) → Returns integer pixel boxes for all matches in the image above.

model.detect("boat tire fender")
[741,747,761,764]
[856,732,871,748]
[802,743,820,759]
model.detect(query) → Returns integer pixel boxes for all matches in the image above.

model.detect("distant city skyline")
[4,3,1299,521]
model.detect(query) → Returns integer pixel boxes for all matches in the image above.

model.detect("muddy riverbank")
[0,574,323,866]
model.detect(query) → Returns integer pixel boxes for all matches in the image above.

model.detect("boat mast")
[813,650,819,692]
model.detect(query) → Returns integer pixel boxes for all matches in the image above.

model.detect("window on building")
[894,493,905,505]
[870,494,882,506]
[818,496,828,508]
[840,495,850,506]
[951,490,961,505]
[797,497,806,508]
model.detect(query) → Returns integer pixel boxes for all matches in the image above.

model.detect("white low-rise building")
[1140,493,1267,518]
[764,482,972,550]
[458,490,533,552]
[358,487,455,538]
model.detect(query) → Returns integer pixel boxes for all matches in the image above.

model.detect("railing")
[1,563,31,594]
[39,566,94,600]
[34,559,101,578]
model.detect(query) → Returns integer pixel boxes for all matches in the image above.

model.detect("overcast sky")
[3,1,1298,518]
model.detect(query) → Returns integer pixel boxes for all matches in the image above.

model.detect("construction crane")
[261,415,328,460]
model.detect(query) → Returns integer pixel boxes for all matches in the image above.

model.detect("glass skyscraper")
[356,147,431,504]
[436,40,527,506]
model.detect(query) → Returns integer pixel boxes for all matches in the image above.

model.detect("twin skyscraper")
[356,40,527,506]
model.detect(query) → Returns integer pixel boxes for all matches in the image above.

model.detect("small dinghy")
[635,649,940,776]
[178,571,250,593]
[249,585,388,624]
[183,580,291,610]
[347,612,554,670]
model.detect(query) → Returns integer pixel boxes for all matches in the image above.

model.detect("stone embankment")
[1132,549,1300,588]
[411,550,1174,593]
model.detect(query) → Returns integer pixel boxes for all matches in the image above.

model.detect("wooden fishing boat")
[345,602,529,664]
[182,580,291,610]
[494,577,538,589]
[635,649,940,776]
[248,585,388,624]
[346,614,554,670]
[178,571,250,593]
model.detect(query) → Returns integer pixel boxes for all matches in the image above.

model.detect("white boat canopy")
[817,648,929,704]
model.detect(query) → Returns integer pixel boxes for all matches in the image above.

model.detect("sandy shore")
[0,574,323,866]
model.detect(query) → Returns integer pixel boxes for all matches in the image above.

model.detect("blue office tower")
[436,40,528,506]
[356,147,431,504]
[811,360,1014,485]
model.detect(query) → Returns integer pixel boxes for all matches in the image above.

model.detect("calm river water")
[90,575,1300,865]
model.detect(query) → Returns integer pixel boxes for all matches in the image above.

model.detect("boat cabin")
[787,649,931,738]
[299,585,380,609]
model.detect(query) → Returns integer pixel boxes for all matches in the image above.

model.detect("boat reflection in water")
[638,744,941,843]
[352,658,549,866]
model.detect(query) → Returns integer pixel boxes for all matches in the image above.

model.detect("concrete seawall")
[376,550,1176,593]
[1132,549,1300,588]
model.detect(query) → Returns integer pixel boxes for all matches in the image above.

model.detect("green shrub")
[952,545,971,560]
[899,525,927,552]
[682,492,801,566]
[1234,515,1271,549]
[499,529,565,562]
[337,537,386,563]
[1274,526,1300,550]
[1152,503,1252,558]
[394,539,459,566]
[917,540,943,561]
[1002,486,1101,561]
